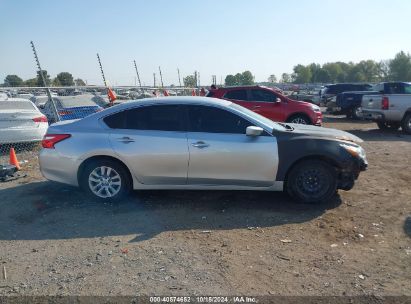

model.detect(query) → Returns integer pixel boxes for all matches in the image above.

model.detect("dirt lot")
[0,116,410,297]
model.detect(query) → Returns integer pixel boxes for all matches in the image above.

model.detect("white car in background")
[0,97,48,144]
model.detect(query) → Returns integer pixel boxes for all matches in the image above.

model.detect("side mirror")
[275,97,281,103]
[246,126,263,137]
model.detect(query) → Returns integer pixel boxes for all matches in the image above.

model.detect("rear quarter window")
[104,111,126,129]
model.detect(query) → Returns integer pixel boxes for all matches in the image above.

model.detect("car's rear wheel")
[377,121,400,131]
[401,113,411,134]
[286,160,337,203]
[80,159,131,201]
[287,115,311,125]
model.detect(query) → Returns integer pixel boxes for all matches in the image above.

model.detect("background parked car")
[0,97,48,145]
[362,82,411,133]
[207,85,322,125]
[42,94,107,122]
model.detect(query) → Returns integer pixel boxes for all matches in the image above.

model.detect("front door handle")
[118,136,135,143]
[252,105,261,109]
[192,141,209,149]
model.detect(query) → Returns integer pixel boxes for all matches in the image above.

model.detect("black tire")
[377,121,400,131]
[80,159,131,202]
[286,160,337,204]
[350,106,363,120]
[287,115,311,125]
[401,113,411,134]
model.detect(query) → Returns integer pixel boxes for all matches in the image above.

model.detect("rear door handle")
[118,136,135,143]
[252,105,261,109]
[192,141,209,149]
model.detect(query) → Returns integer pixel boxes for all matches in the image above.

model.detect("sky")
[1,0,411,86]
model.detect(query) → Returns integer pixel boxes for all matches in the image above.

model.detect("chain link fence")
[0,86,199,176]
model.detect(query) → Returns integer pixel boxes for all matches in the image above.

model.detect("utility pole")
[177,68,182,87]
[133,60,142,88]
[158,66,164,88]
[96,53,107,87]
[30,41,59,121]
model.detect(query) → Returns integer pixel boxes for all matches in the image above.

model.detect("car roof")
[116,96,232,109]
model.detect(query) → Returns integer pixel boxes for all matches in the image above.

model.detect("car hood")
[285,123,363,143]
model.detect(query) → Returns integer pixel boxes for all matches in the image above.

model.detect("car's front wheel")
[80,159,131,201]
[286,160,337,203]
[287,115,311,125]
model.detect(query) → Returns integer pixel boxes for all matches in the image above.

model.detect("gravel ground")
[0,116,410,297]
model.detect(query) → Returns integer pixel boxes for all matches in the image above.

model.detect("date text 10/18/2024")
[149,296,257,303]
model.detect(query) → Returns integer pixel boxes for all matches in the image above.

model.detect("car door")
[248,88,285,122]
[186,105,278,187]
[106,104,189,185]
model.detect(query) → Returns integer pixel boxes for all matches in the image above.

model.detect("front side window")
[223,89,247,101]
[250,89,277,102]
[187,105,252,134]
[104,105,183,131]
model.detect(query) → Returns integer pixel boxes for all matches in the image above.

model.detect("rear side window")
[386,83,404,94]
[223,89,247,101]
[250,89,277,102]
[104,111,126,128]
[187,105,251,134]
[404,83,411,94]
[104,105,183,131]
[126,105,182,131]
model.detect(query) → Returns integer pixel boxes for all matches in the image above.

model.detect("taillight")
[59,110,73,116]
[33,116,48,123]
[42,134,71,149]
[382,96,389,110]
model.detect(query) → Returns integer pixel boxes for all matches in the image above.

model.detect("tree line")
[277,51,411,84]
[2,71,86,87]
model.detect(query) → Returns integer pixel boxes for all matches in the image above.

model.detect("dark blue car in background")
[42,94,108,123]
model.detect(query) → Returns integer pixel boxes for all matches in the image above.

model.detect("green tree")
[280,73,291,83]
[241,71,254,85]
[56,72,74,86]
[268,74,277,83]
[36,70,51,86]
[315,68,331,83]
[376,60,390,81]
[52,77,61,86]
[4,75,23,87]
[308,63,321,83]
[24,78,37,87]
[292,64,312,83]
[183,75,196,87]
[356,60,379,82]
[74,78,86,86]
[322,63,343,83]
[389,51,411,81]
[225,74,237,86]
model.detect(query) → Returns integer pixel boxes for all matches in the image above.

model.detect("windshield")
[229,103,286,131]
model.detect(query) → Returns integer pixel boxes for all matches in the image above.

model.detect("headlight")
[310,104,321,112]
[340,143,366,159]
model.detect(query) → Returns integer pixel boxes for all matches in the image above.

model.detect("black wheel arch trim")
[275,134,355,182]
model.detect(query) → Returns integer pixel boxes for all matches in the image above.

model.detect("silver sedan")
[39,97,367,203]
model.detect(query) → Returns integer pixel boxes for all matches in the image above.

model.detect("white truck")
[361,82,411,134]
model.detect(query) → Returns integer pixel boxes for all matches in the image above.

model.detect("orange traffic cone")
[191,89,196,96]
[9,147,20,170]
[107,87,117,104]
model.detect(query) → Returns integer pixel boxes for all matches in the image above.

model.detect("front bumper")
[338,157,367,190]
